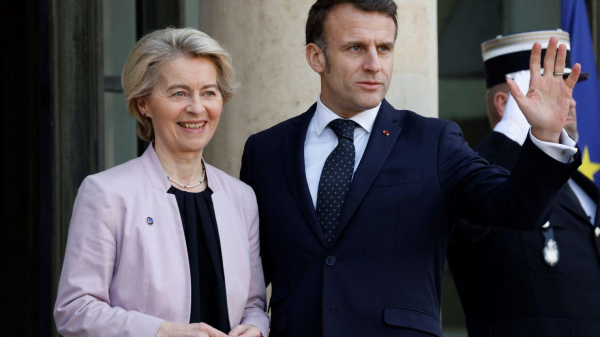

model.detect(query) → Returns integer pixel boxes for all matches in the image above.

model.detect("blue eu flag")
[562,0,600,185]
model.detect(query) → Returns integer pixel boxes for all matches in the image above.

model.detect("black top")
[167,186,230,330]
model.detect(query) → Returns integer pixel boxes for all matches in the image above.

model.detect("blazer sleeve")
[53,175,164,337]
[238,185,270,337]
[438,121,580,230]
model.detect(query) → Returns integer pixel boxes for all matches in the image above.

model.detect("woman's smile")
[177,120,207,133]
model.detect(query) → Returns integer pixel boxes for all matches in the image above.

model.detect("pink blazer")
[54,144,269,337]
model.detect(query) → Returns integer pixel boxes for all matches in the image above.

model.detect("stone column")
[49,1,104,336]
[199,0,438,176]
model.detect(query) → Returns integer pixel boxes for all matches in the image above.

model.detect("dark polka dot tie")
[316,119,356,243]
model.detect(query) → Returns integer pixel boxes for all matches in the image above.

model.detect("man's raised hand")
[507,36,582,143]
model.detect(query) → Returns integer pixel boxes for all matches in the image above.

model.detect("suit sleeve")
[450,218,493,243]
[53,176,164,337]
[438,121,580,230]
[238,186,270,337]
[240,135,273,288]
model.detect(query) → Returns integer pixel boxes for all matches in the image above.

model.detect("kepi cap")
[482,29,589,88]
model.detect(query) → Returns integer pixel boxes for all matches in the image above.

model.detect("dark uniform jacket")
[240,101,580,337]
[448,131,600,337]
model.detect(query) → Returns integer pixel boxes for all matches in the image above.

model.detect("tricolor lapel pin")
[383,130,390,136]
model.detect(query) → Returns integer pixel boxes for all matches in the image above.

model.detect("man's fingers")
[543,36,559,76]
[565,63,581,89]
[529,42,542,78]
[506,78,526,102]
[554,43,567,75]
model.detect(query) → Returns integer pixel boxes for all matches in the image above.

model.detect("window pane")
[104,92,138,168]
[103,0,137,169]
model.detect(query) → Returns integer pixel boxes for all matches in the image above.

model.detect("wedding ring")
[553,72,565,76]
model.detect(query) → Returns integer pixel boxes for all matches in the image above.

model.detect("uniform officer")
[447,30,600,337]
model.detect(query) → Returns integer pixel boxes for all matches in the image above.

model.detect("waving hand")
[507,36,582,143]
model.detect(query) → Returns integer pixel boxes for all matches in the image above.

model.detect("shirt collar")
[314,95,381,136]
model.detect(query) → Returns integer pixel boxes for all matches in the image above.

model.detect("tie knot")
[328,119,355,141]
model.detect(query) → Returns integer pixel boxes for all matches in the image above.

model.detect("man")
[241,2,581,336]
[447,30,600,337]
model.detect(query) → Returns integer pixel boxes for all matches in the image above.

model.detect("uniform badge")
[543,239,559,267]
[542,224,559,267]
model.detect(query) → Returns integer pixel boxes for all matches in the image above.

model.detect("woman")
[54,28,268,337]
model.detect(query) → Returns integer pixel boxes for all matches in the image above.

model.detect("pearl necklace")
[167,165,206,189]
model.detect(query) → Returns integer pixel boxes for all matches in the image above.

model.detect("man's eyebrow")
[339,41,395,49]
[340,41,366,48]
[379,41,395,48]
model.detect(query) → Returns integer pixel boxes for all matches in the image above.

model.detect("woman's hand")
[156,321,228,337]
[228,324,262,337]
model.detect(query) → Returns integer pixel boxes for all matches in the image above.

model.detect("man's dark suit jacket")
[240,100,580,337]
[447,131,600,337]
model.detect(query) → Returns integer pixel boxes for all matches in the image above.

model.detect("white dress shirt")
[305,95,579,209]
[304,97,380,208]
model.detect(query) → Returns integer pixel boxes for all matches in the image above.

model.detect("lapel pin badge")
[383,130,389,136]
[146,217,154,226]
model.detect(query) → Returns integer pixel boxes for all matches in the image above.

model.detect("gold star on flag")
[579,146,600,181]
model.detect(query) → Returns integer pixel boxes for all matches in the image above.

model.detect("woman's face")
[137,56,223,156]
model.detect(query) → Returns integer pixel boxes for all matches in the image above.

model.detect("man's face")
[319,4,395,118]
[565,97,578,142]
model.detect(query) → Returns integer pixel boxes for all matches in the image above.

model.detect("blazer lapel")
[331,100,401,247]
[141,142,174,192]
[283,104,329,249]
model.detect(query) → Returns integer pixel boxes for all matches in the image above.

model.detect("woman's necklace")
[167,163,206,189]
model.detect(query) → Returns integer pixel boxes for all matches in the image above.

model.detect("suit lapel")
[283,104,329,249]
[331,100,401,247]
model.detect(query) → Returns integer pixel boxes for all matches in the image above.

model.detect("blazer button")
[326,255,336,266]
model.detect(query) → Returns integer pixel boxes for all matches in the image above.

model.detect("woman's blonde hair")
[122,27,237,142]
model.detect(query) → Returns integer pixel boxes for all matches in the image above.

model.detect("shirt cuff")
[529,129,578,163]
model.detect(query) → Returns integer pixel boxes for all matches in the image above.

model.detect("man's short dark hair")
[306,0,398,63]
